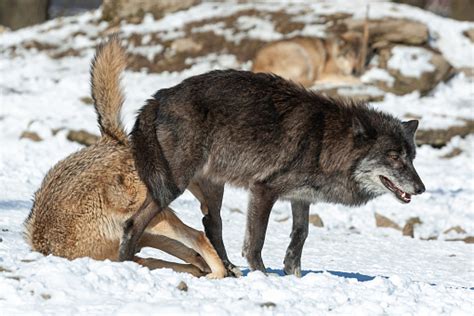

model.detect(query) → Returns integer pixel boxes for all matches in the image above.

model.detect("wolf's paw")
[225,262,242,278]
[284,262,302,277]
[205,270,226,279]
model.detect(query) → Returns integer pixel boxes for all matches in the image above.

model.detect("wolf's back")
[90,37,128,144]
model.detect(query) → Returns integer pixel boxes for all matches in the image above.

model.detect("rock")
[416,120,474,148]
[102,0,200,22]
[376,45,452,95]
[441,148,463,159]
[20,131,42,142]
[443,226,466,234]
[260,302,276,308]
[421,235,438,241]
[343,18,429,46]
[67,130,99,146]
[308,214,324,227]
[171,38,203,54]
[375,212,401,230]
[464,237,474,244]
[463,28,474,42]
[177,281,188,292]
[402,217,422,238]
[402,223,414,238]
[41,294,51,300]
[446,236,474,244]
[79,96,94,105]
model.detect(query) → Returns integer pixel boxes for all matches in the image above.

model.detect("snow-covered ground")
[0,1,473,315]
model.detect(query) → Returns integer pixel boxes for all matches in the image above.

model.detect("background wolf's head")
[354,116,426,204]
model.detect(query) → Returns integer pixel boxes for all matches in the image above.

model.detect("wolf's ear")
[352,116,368,139]
[402,120,419,137]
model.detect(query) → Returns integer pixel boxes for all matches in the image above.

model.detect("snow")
[388,46,435,78]
[361,67,395,87]
[1,1,474,315]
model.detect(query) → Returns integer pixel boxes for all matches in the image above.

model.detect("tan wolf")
[24,38,226,278]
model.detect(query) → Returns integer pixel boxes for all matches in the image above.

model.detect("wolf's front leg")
[283,200,310,277]
[242,183,276,272]
[188,178,241,277]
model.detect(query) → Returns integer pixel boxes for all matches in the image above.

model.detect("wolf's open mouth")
[379,176,411,203]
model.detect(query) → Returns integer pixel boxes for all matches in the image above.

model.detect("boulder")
[376,45,452,95]
[102,0,200,22]
[343,18,428,47]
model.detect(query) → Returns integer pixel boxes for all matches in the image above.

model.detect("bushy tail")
[90,36,128,144]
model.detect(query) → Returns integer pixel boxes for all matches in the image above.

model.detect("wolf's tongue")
[380,176,411,203]
[398,190,411,203]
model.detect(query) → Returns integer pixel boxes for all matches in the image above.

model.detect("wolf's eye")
[389,154,400,161]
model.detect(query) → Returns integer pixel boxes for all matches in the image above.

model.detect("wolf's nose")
[414,184,425,194]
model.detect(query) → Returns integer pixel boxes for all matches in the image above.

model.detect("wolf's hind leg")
[188,177,241,277]
[133,256,205,277]
[119,194,165,261]
[242,183,276,272]
[145,208,226,279]
[138,233,210,273]
[283,200,310,277]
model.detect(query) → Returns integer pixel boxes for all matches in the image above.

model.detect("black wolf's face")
[354,120,426,203]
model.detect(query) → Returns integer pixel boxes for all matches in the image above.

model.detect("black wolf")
[123,69,425,275]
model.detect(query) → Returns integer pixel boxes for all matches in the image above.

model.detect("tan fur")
[24,38,226,278]
[90,37,128,144]
[252,35,361,87]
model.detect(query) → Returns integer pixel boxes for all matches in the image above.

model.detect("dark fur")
[128,69,425,273]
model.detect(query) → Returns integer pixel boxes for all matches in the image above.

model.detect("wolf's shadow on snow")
[241,268,376,282]
[241,268,474,290]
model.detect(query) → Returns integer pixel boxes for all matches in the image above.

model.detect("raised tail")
[90,36,128,144]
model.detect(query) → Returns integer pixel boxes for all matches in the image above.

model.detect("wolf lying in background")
[24,38,226,278]
[123,68,426,276]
